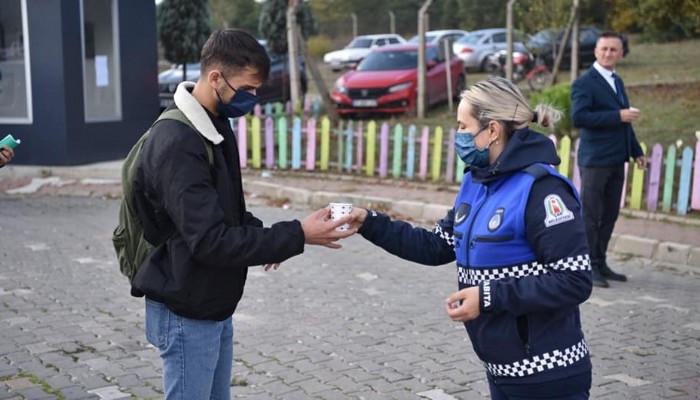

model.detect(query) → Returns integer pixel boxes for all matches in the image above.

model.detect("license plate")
[352,99,377,107]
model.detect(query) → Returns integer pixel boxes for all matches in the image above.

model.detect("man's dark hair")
[200,29,270,81]
[598,31,623,42]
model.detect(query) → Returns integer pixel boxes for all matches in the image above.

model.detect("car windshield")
[347,38,373,49]
[457,32,485,44]
[357,50,418,71]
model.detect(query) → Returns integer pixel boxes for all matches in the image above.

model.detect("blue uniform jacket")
[359,129,592,384]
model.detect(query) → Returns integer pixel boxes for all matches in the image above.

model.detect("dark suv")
[158,47,307,110]
[527,26,630,69]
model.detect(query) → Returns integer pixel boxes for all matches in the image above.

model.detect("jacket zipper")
[472,234,514,243]
[517,315,532,357]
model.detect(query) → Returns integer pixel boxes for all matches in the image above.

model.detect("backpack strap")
[156,108,214,167]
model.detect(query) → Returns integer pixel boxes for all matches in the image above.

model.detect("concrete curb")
[4,163,698,268]
[244,178,700,269]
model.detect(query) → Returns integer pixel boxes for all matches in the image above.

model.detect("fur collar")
[173,81,224,145]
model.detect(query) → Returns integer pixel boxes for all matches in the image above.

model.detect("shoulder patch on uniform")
[543,194,574,227]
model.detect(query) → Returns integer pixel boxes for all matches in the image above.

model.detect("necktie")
[611,73,625,104]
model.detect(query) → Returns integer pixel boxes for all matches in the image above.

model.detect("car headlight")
[388,82,412,93]
[335,81,347,95]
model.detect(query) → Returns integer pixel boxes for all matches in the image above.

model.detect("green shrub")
[529,83,573,138]
[306,35,333,59]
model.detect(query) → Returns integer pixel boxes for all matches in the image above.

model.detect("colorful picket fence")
[236,104,700,217]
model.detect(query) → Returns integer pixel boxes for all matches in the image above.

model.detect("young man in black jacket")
[132,29,354,399]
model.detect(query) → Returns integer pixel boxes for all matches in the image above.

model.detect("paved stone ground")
[0,196,699,399]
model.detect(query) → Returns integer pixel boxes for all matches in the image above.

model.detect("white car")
[323,34,406,71]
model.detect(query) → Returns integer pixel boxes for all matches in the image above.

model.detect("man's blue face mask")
[216,75,259,119]
[454,127,490,167]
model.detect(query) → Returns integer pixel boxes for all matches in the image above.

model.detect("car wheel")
[481,56,500,73]
[527,70,552,92]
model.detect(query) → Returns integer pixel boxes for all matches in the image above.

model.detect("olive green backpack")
[112,108,213,283]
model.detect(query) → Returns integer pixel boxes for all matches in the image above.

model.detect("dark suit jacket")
[571,67,643,167]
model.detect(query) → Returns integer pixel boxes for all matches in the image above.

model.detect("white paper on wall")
[95,55,109,87]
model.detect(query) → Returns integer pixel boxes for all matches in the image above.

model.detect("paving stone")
[1,198,699,400]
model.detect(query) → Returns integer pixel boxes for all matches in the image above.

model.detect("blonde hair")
[460,77,561,136]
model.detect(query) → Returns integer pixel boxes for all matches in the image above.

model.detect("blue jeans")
[145,298,233,400]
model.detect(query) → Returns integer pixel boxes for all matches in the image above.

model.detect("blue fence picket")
[345,121,354,172]
[291,117,302,170]
[678,146,694,215]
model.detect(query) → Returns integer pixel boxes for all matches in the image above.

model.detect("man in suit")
[571,31,648,288]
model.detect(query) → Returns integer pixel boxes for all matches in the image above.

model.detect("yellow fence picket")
[251,116,261,169]
[431,126,443,182]
[366,120,377,176]
[558,135,571,178]
[630,143,647,210]
[320,117,330,171]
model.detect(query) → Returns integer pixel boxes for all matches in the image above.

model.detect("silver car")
[408,29,469,58]
[452,28,530,72]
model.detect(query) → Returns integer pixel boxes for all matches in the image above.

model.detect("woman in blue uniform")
[350,77,593,399]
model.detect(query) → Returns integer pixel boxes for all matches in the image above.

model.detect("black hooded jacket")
[131,83,305,321]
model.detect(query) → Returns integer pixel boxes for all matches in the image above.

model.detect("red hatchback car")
[330,44,465,116]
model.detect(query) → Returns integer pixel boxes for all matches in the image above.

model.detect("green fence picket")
[662,144,676,213]
[392,124,403,179]
[277,116,287,169]
[456,155,465,182]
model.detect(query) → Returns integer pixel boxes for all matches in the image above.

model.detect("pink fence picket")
[355,121,364,173]
[646,144,663,212]
[379,123,389,178]
[265,117,275,169]
[306,118,316,171]
[693,140,700,210]
[419,126,429,180]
